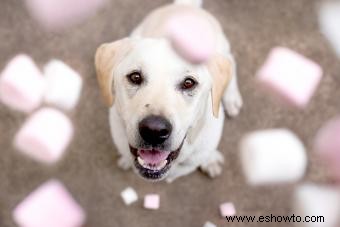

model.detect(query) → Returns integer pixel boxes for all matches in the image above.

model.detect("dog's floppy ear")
[207,54,232,118]
[95,38,132,106]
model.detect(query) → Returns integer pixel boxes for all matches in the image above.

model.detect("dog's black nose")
[139,115,172,145]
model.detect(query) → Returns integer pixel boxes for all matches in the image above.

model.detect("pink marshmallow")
[166,12,216,64]
[314,116,340,180]
[14,108,73,164]
[144,194,160,210]
[220,202,236,217]
[256,47,323,108]
[0,55,45,113]
[13,179,86,227]
[24,0,107,31]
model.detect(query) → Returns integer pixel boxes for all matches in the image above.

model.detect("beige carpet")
[0,0,339,226]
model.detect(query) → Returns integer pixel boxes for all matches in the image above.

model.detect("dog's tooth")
[162,160,168,167]
[157,160,167,170]
[137,156,145,166]
[139,159,168,171]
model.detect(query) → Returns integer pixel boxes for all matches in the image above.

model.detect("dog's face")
[95,38,231,180]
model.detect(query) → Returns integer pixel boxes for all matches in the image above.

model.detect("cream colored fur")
[95,0,243,182]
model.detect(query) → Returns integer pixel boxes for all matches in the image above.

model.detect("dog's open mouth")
[137,150,170,171]
[129,142,183,180]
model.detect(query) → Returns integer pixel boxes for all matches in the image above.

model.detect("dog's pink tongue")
[138,149,170,165]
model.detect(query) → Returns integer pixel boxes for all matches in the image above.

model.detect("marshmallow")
[44,60,82,110]
[13,179,86,227]
[166,12,216,64]
[0,55,45,113]
[219,202,236,217]
[314,117,340,181]
[203,221,217,227]
[120,187,138,205]
[293,184,340,227]
[14,108,73,164]
[256,47,323,108]
[319,1,340,58]
[240,129,307,185]
[24,0,107,31]
[144,194,160,210]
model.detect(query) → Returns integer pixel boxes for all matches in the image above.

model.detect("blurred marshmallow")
[13,179,86,227]
[256,47,323,108]
[14,108,73,164]
[203,221,217,227]
[166,12,216,64]
[219,202,236,217]
[319,1,340,58]
[294,184,340,227]
[24,0,107,31]
[314,116,340,180]
[144,194,160,210]
[0,54,45,113]
[120,187,138,205]
[240,129,307,185]
[44,60,82,110]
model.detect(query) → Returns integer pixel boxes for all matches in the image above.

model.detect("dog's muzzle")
[129,115,183,180]
[129,141,183,180]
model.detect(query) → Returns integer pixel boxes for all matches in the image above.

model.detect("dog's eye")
[181,77,197,90]
[127,71,143,85]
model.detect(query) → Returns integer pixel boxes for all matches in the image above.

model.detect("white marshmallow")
[13,179,86,227]
[120,187,138,205]
[14,108,74,164]
[44,60,82,110]
[293,184,340,227]
[203,221,217,227]
[0,54,45,113]
[240,129,307,185]
[319,1,340,58]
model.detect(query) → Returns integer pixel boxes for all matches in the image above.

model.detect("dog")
[95,0,243,182]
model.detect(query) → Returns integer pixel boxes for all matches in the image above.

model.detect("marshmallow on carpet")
[144,194,160,210]
[256,47,323,108]
[24,0,107,31]
[314,116,340,181]
[203,221,217,227]
[166,12,216,64]
[44,60,82,110]
[13,179,86,227]
[240,129,307,185]
[219,202,236,217]
[293,183,340,227]
[0,54,45,113]
[120,187,138,205]
[319,1,340,58]
[14,108,73,164]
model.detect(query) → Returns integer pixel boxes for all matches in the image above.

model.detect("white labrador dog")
[95,0,243,182]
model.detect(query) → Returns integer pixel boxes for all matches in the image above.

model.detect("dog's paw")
[223,88,243,117]
[117,156,133,170]
[166,177,175,184]
[200,151,224,178]
[165,171,179,183]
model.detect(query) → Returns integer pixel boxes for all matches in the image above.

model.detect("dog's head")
[95,38,231,180]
